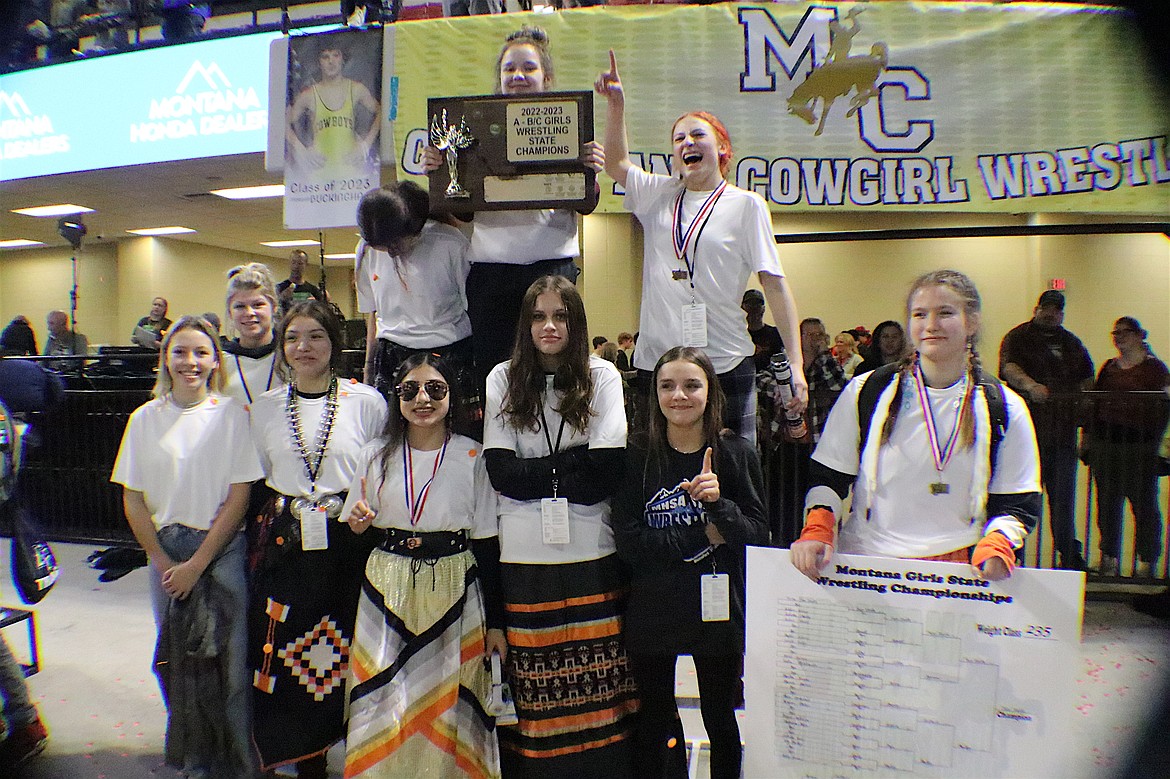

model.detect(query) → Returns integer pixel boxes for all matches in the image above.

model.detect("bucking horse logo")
[787,9,889,136]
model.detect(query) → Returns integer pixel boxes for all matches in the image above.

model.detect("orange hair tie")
[798,507,836,547]
[971,532,1015,573]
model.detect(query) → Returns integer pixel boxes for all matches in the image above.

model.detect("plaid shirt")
[757,352,845,444]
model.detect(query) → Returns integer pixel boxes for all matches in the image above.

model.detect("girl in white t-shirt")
[595,50,807,442]
[221,262,285,408]
[111,315,263,778]
[355,181,477,433]
[790,269,1042,581]
[422,25,605,393]
[341,353,503,777]
[483,275,639,775]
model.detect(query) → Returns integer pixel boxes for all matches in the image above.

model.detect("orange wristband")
[971,532,1015,573]
[798,507,836,547]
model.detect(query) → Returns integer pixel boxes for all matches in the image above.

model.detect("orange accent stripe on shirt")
[505,590,621,613]
[505,618,621,648]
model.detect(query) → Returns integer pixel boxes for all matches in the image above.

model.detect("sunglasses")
[1110,329,1137,337]
[395,379,449,401]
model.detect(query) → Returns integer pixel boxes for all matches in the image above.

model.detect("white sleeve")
[248,400,273,481]
[743,190,784,277]
[622,165,674,221]
[228,403,265,483]
[110,405,148,490]
[988,386,1041,495]
[354,240,376,314]
[341,443,380,521]
[470,451,499,539]
[588,361,628,449]
[483,362,516,452]
[810,375,865,476]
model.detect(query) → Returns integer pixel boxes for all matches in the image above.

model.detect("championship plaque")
[426,91,594,212]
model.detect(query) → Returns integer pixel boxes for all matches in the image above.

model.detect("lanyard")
[914,361,972,477]
[539,403,568,498]
[236,353,276,406]
[403,433,450,526]
[671,181,726,292]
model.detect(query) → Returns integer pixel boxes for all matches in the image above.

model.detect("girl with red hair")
[596,51,807,445]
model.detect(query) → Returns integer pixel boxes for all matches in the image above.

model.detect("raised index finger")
[609,49,619,77]
[360,476,368,504]
[701,447,713,474]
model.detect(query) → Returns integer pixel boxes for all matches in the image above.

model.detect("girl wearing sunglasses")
[246,301,388,776]
[483,275,638,776]
[341,352,504,777]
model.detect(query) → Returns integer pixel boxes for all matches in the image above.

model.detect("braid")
[959,342,981,450]
[879,354,916,446]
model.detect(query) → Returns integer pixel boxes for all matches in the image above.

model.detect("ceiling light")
[126,226,197,236]
[261,239,320,248]
[0,239,45,249]
[210,185,285,200]
[11,204,95,217]
[324,252,356,260]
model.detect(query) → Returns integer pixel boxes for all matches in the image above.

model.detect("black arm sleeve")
[705,436,770,548]
[470,536,505,630]
[807,459,855,502]
[986,491,1042,536]
[483,448,555,501]
[555,446,625,505]
[484,446,624,505]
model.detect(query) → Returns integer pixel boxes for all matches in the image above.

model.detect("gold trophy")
[429,109,475,199]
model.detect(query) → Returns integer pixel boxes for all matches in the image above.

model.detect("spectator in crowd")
[999,290,1094,570]
[277,249,326,308]
[768,317,845,545]
[593,335,609,355]
[616,331,635,372]
[742,288,784,373]
[0,317,38,357]
[43,310,88,373]
[1084,316,1169,577]
[130,297,171,351]
[833,331,863,379]
[855,320,906,376]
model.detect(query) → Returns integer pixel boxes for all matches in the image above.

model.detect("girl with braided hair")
[791,269,1042,582]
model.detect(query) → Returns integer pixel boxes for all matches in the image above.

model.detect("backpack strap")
[977,373,1009,478]
[856,364,1010,479]
[856,363,900,456]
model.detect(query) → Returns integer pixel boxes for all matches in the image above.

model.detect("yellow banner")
[389,3,1170,214]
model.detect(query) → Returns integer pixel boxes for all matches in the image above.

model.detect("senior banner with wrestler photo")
[284,28,382,229]
[389,2,1169,214]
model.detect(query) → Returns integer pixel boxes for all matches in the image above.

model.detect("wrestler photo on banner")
[284,28,382,229]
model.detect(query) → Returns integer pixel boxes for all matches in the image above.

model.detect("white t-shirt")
[222,348,285,408]
[355,220,472,349]
[111,394,264,531]
[469,209,580,265]
[250,380,387,499]
[812,374,1040,558]
[623,166,785,374]
[484,355,628,564]
[341,433,497,539]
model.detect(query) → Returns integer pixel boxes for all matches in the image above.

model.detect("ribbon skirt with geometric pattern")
[498,555,640,779]
[248,506,375,770]
[344,547,500,779]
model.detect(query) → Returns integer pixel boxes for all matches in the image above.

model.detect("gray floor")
[3,541,1167,778]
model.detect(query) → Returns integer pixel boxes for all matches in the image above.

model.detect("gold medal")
[671,269,689,281]
[930,482,950,495]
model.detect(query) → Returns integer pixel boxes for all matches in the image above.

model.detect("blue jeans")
[149,526,252,776]
[0,635,36,738]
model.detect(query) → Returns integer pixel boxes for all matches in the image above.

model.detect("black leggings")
[628,652,743,779]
